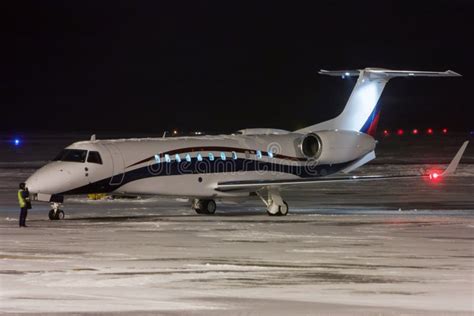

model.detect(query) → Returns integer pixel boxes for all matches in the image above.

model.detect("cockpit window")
[87,151,103,164]
[53,149,88,163]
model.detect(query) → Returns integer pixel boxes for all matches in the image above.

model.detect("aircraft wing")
[216,141,469,192]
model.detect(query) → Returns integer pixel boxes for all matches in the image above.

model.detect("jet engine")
[297,130,375,164]
[299,133,322,159]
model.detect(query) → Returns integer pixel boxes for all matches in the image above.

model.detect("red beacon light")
[442,128,448,134]
[427,128,433,135]
[383,129,390,136]
[412,128,419,135]
[427,169,443,183]
[397,129,404,136]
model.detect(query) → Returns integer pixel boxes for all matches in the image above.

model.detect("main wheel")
[205,200,216,214]
[280,201,289,216]
[266,201,289,216]
[48,209,56,220]
[194,208,204,214]
[57,210,65,220]
[193,199,216,215]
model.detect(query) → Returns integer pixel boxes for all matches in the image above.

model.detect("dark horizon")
[3,1,473,135]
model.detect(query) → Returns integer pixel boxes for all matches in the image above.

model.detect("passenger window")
[231,151,238,160]
[220,152,226,160]
[175,154,181,163]
[87,151,103,164]
[267,150,274,159]
[197,153,203,161]
[164,154,171,163]
[256,150,262,159]
[209,153,215,161]
[185,154,191,162]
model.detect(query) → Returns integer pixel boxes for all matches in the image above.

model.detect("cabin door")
[105,144,125,185]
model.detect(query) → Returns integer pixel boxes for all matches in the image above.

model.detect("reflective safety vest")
[18,189,26,208]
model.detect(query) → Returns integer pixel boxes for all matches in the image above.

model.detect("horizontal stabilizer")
[318,68,461,78]
[319,69,360,77]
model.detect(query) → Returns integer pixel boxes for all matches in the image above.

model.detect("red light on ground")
[397,129,404,136]
[383,129,390,136]
[412,129,418,135]
[427,128,433,135]
[442,128,448,134]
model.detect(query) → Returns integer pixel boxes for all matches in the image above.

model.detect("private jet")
[25,68,468,219]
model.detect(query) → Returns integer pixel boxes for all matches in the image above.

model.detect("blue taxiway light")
[13,138,21,146]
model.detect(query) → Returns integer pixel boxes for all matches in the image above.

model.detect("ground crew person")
[18,183,31,227]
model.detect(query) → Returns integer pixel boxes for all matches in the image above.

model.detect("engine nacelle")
[298,130,376,164]
[298,133,322,159]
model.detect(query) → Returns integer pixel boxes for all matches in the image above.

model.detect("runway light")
[442,128,448,134]
[427,128,433,135]
[173,130,178,135]
[397,129,404,136]
[412,129,418,135]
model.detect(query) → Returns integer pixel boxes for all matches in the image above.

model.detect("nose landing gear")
[48,202,65,220]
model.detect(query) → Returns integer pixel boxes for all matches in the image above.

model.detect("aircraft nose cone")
[25,162,87,195]
[25,173,39,194]
[24,163,68,195]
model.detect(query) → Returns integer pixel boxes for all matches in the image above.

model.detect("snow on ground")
[0,135,473,315]
[1,204,473,314]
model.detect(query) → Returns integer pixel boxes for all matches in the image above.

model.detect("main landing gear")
[192,199,217,215]
[257,188,289,216]
[192,190,289,216]
[48,202,65,220]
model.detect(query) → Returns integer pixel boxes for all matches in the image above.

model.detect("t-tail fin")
[297,68,461,136]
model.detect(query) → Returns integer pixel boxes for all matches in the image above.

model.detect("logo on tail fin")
[359,102,382,137]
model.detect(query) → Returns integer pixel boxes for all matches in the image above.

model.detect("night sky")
[3,1,473,134]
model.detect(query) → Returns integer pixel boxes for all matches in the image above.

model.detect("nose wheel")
[49,202,65,220]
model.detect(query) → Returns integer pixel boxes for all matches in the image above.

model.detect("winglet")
[442,141,469,176]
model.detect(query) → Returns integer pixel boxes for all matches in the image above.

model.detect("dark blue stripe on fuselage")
[60,157,355,195]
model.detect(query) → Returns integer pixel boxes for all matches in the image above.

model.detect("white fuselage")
[26,130,375,200]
